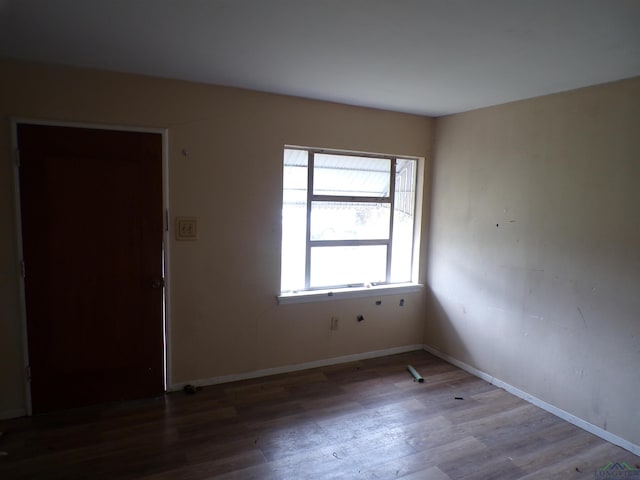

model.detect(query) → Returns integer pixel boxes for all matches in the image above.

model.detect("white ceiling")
[1,0,639,116]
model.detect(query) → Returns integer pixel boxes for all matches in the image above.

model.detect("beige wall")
[4,58,637,451]
[0,60,433,416]
[427,77,640,446]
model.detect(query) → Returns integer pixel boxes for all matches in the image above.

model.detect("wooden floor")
[0,351,638,479]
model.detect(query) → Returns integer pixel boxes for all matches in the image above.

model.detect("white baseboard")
[422,344,640,456]
[0,408,26,421]
[168,344,424,392]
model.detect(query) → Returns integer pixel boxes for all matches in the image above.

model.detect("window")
[280,147,422,299]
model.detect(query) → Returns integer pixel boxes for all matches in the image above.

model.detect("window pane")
[283,149,308,205]
[310,202,390,240]
[281,149,307,291]
[310,245,387,288]
[390,159,416,282]
[313,154,390,197]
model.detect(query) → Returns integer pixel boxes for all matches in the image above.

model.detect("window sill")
[277,283,423,305]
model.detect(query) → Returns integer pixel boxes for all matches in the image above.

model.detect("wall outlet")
[330,316,339,330]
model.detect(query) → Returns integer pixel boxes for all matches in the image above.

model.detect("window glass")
[281,149,307,291]
[310,246,387,288]
[310,202,390,241]
[313,154,390,197]
[390,159,416,282]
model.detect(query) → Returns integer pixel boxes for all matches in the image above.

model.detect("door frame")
[10,118,172,415]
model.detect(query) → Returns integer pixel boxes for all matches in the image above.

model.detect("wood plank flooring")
[0,350,638,479]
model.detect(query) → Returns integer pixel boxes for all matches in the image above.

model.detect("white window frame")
[278,146,424,304]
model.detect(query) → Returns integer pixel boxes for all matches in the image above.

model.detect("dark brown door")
[17,124,165,414]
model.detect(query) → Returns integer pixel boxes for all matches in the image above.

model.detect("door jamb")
[10,118,171,415]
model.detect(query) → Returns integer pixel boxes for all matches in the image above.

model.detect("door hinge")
[26,365,32,382]
[14,148,20,168]
[21,259,26,278]
[165,209,169,232]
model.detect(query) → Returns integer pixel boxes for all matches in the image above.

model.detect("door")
[17,124,165,414]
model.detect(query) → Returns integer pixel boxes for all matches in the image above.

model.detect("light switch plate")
[176,217,198,241]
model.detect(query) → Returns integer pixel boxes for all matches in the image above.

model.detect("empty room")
[0,1,639,479]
